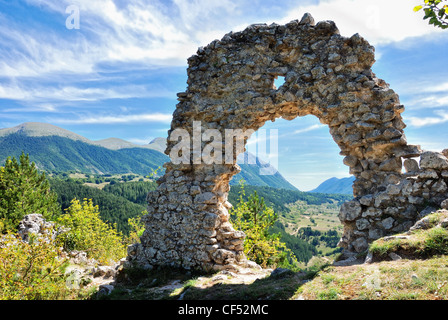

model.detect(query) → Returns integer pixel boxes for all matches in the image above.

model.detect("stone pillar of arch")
[125,13,447,271]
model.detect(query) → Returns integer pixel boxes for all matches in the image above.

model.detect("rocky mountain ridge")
[0,122,297,190]
[0,122,164,152]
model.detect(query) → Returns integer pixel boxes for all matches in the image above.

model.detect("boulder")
[18,213,56,242]
[420,151,448,170]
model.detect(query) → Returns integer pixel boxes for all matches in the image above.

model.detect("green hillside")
[310,176,355,195]
[0,126,298,190]
[0,133,168,176]
[228,184,352,214]
[102,180,158,206]
[231,163,298,190]
[51,178,348,264]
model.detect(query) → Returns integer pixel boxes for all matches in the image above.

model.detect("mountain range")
[310,176,354,195]
[0,122,298,190]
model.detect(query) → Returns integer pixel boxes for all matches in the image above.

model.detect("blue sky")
[0,0,447,191]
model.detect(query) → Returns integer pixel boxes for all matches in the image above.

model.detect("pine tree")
[230,183,299,269]
[0,152,60,233]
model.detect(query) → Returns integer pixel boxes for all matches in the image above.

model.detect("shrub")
[57,198,126,265]
[0,231,70,300]
[125,215,145,245]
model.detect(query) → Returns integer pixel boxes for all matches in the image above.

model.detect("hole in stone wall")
[229,115,351,260]
[273,75,285,90]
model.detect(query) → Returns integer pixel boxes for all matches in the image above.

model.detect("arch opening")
[243,115,349,192]
[232,114,350,262]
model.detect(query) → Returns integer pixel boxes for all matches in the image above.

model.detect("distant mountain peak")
[0,122,159,151]
[310,176,355,195]
[0,122,91,143]
[94,137,142,150]
[146,137,167,153]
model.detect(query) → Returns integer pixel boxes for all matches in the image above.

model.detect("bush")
[57,198,126,265]
[125,215,145,245]
[0,231,70,300]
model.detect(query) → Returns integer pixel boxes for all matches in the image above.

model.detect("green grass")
[369,210,448,259]
[297,210,448,300]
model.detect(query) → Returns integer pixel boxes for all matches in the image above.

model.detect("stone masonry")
[125,13,448,271]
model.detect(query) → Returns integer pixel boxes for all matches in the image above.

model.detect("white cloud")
[2,0,446,120]
[424,82,448,93]
[19,0,241,71]
[53,113,173,125]
[280,0,443,45]
[292,124,325,135]
[0,82,174,104]
[5,0,443,80]
[406,94,448,110]
[406,110,448,128]
[0,18,98,77]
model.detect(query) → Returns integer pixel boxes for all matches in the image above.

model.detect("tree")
[230,183,299,269]
[414,0,448,29]
[0,152,60,233]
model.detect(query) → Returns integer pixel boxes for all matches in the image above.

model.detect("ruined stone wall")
[125,13,448,271]
[339,150,448,253]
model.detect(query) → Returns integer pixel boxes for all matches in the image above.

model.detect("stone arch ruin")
[126,13,448,271]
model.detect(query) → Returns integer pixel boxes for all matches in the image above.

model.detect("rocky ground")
[12,208,448,301]
[93,208,448,300]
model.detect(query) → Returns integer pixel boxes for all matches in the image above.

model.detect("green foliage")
[369,211,448,259]
[420,227,448,255]
[0,153,60,233]
[414,0,448,29]
[0,231,70,300]
[297,227,341,248]
[230,184,300,269]
[0,132,296,192]
[50,178,147,235]
[103,180,158,206]
[56,198,127,265]
[126,215,146,245]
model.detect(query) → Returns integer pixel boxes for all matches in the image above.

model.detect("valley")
[283,200,343,234]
